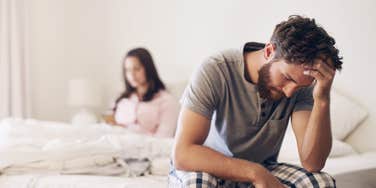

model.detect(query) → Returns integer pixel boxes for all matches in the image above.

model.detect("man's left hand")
[303,59,336,102]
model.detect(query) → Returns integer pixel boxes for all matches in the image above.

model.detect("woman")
[108,48,179,138]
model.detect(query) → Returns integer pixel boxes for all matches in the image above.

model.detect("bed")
[1,88,375,187]
[0,174,167,188]
[1,118,376,188]
[335,168,376,188]
[0,118,171,187]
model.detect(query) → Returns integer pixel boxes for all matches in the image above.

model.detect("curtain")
[0,0,30,118]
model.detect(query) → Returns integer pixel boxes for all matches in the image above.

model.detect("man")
[169,15,343,188]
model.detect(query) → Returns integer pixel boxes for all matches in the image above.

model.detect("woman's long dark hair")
[113,48,166,111]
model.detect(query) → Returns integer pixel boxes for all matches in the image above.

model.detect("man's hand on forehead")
[301,58,336,101]
[303,59,335,80]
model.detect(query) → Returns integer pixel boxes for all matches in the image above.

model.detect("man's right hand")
[251,164,286,188]
[174,108,286,187]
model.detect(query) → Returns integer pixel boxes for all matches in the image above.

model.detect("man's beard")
[257,62,285,101]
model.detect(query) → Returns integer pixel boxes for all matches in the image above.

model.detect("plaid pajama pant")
[168,162,336,188]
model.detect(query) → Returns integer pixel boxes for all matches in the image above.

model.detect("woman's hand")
[102,114,117,125]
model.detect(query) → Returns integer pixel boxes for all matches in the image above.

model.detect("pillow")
[278,125,357,162]
[166,81,188,100]
[329,139,357,157]
[330,90,368,140]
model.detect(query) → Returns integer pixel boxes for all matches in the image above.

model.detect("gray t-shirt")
[180,47,314,164]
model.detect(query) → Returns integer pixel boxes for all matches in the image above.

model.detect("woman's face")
[124,56,147,88]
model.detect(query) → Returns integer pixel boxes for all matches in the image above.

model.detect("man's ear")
[264,43,276,60]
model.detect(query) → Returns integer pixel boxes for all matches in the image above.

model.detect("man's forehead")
[285,63,315,86]
[295,73,314,86]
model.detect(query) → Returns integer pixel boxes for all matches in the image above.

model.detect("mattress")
[0,174,167,188]
[283,152,376,175]
[2,155,376,187]
[1,118,375,187]
[335,168,376,188]
[2,153,376,188]
[0,118,171,187]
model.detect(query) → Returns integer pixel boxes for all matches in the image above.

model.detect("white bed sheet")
[280,151,376,175]
[0,174,167,188]
[0,118,173,176]
[1,118,375,187]
[0,118,171,187]
[2,152,376,188]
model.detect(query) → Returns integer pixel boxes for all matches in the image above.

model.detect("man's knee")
[169,170,219,188]
[183,172,218,188]
[297,171,336,188]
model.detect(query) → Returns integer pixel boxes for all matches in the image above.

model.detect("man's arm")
[291,59,336,172]
[291,106,332,172]
[173,107,285,187]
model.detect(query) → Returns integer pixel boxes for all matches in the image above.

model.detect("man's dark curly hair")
[270,15,343,70]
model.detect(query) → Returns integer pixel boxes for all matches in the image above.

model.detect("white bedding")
[280,151,376,175]
[1,118,376,187]
[0,118,173,176]
[278,121,376,175]
[0,174,167,188]
[2,153,376,188]
[325,152,376,175]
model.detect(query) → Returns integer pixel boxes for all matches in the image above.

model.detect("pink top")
[114,90,179,138]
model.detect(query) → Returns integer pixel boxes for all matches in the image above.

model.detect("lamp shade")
[67,79,101,107]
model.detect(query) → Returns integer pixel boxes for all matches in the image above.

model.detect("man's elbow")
[301,160,325,173]
[172,145,191,171]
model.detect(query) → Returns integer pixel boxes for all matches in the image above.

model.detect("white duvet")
[2,118,376,187]
[0,118,173,176]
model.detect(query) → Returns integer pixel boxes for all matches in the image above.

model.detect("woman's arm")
[154,96,180,137]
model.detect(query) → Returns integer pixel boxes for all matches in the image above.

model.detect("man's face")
[257,59,314,101]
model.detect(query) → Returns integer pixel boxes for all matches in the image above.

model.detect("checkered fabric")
[168,162,336,188]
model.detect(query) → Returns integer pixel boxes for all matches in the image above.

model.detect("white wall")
[28,0,178,121]
[28,0,376,149]
[174,0,376,151]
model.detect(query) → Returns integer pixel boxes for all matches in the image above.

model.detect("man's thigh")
[267,162,336,188]
[168,161,335,188]
[168,167,253,188]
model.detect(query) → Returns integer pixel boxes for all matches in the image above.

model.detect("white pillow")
[329,139,357,157]
[166,81,188,99]
[278,125,357,163]
[330,90,368,140]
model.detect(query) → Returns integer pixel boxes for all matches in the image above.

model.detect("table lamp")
[68,79,101,125]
